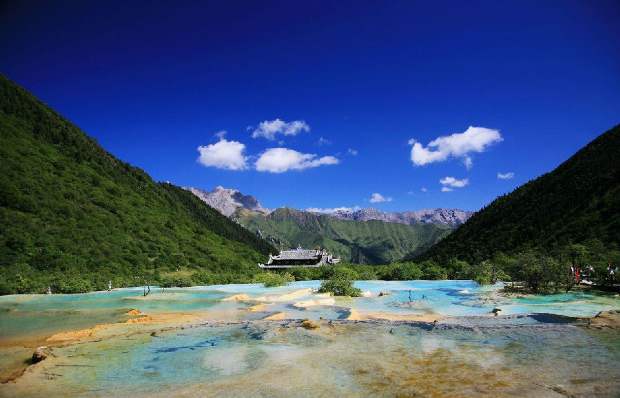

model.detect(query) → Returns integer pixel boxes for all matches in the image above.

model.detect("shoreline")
[2,279,618,298]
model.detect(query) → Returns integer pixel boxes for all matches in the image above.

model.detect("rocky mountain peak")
[187,186,269,217]
[189,186,473,227]
[319,207,473,226]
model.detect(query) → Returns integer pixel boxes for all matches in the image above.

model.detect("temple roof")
[273,248,322,260]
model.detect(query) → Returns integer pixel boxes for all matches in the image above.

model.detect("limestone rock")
[32,346,50,363]
[588,310,620,329]
[300,319,319,330]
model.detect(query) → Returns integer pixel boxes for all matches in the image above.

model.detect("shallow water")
[0,288,226,344]
[3,319,620,397]
[1,280,619,397]
[1,280,618,345]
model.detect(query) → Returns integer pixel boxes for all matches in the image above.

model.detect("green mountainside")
[418,124,620,264]
[0,75,274,294]
[237,207,452,264]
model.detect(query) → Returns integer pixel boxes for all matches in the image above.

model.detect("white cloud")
[306,206,360,214]
[255,147,339,173]
[463,156,473,170]
[409,126,502,168]
[197,139,248,170]
[441,187,453,192]
[214,130,227,139]
[347,148,358,156]
[497,172,515,180]
[317,136,331,146]
[409,187,428,195]
[369,192,392,203]
[251,118,310,140]
[440,176,469,188]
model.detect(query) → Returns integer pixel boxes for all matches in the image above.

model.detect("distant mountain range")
[236,207,452,264]
[187,186,472,227]
[316,207,472,227]
[187,186,472,264]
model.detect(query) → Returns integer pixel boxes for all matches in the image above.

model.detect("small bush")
[389,262,423,280]
[253,272,295,287]
[51,277,95,294]
[318,268,361,297]
[421,262,448,280]
[356,269,378,280]
[191,270,218,286]
[289,267,322,281]
[160,275,193,288]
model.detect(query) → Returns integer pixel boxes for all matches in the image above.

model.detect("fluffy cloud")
[409,126,502,168]
[347,148,358,156]
[440,176,469,190]
[306,206,361,214]
[251,118,310,140]
[197,139,248,170]
[255,147,339,173]
[421,187,428,192]
[369,193,392,203]
[497,172,515,180]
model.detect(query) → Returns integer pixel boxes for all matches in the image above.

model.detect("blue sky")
[1,1,619,211]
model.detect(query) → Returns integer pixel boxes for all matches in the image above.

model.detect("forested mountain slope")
[419,124,620,264]
[0,75,274,294]
[237,207,451,264]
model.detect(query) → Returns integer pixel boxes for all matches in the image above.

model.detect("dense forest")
[0,75,274,294]
[416,124,620,265]
[237,207,451,264]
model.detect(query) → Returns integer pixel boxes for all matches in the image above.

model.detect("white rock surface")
[187,186,269,217]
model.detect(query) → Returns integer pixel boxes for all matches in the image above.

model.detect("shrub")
[421,261,448,280]
[446,258,471,279]
[51,276,95,293]
[160,275,193,288]
[356,268,378,280]
[389,262,423,280]
[289,267,322,281]
[191,270,218,286]
[515,251,571,293]
[252,272,295,287]
[318,268,361,297]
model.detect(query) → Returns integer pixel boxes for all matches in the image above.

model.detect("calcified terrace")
[1,281,619,397]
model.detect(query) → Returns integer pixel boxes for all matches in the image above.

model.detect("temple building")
[259,247,341,269]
